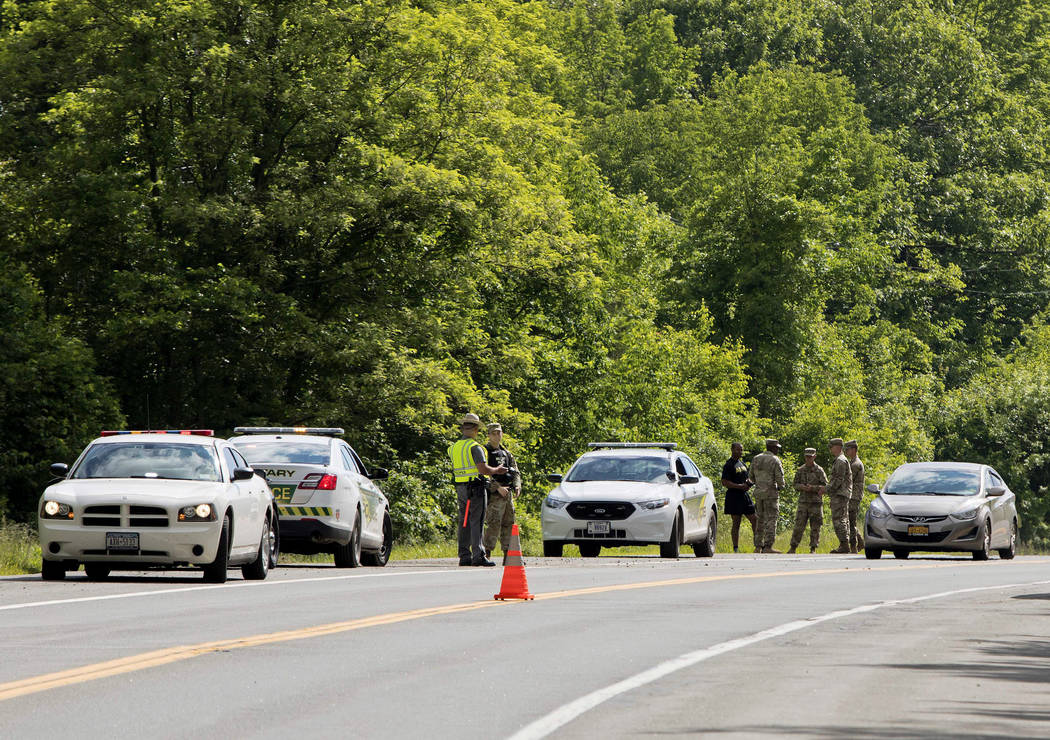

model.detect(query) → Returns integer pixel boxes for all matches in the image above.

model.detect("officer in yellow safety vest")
[449,413,507,566]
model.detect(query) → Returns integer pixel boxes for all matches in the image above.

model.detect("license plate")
[106,532,139,552]
[907,525,929,536]
[586,521,611,535]
[269,484,296,503]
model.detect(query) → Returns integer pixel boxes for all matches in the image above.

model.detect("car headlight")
[638,498,671,510]
[41,500,74,519]
[544,496,568,510]
[951,507,980,521]
[867,500,890,519]
[178,503,217,522]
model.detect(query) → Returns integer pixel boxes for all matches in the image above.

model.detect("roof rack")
[587,442,677,451]
[233,427,345,436]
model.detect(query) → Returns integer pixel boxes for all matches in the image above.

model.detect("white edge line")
[508,578,1050,740]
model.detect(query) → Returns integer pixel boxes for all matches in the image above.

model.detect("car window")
[71,442,221,482]
[340,446,361,474]
[231,439,331,465]
[347,446,369,476]
[230,448,250,470]
[566,455,669,483]
[983,468,995,491]
[675,458,688,476]
[682,456,701,477]
[989,470,1005,488]
[884,466,980,496]
[222,448,240,481]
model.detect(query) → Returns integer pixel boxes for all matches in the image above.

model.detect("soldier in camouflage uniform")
[748,439,785,553]
[483,423,520,562]
[788,448,827,554]
[844,440,865,553]
[825,438,853,554]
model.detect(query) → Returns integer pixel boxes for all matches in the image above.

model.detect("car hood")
[554,481,675,501]
[44,478,225,504]
[881,494,985,516]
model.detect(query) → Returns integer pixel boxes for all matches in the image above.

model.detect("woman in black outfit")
[721,442,757,553]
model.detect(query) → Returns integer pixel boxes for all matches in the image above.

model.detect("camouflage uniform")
[790,460,827,551]
[483,442,520,556]
[749,449,785,550]
[826,447,853,548]
[847,450,865,551]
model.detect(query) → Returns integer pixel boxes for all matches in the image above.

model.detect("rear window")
[232,440,331,465]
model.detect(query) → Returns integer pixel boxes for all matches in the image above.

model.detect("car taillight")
[300,473,337,490]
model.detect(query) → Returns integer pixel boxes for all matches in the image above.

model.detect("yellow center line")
[1,559,1044,702]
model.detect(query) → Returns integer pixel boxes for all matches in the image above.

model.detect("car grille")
[895,515,948,523]
[573,528,627,539]
[566,502,635,520]
[82,504,169,528]
[887,530,950,543]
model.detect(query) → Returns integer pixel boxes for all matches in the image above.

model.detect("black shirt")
[721,457,749,491]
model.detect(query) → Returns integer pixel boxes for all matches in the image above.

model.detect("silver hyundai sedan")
[864,462,1019,560]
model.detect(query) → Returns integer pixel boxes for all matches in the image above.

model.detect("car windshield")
[72,443,221,481]
[566,456,669,482]
[231,440,331,465]
[884,467,980,496]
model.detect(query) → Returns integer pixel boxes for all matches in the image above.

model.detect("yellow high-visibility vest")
[449,438,484,483]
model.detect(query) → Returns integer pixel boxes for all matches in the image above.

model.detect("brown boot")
[764,547,783,554]
[787,546,797,554]
[830,543,851,554]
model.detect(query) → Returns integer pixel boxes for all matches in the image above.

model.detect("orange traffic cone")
[494,523,534,600]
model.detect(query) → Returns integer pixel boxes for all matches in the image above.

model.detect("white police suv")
[39,430,278,583]
[541,443,717,558]
[230,428,392,567]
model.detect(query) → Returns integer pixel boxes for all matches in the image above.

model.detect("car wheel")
[203,515,230,583]
[659,511,682,559]
[362,514,392,567]
[543,541,563,557]
[578,543,601,557]
[892,549,909,560]
[694,513,716,558]
[864,547,882,560]
[998,520,1017,560]
[334,511,362,568]
[41,560,67,581]
[84,563,111,580]
[268,514,280,570]
[973,520,991,560]
[241,516,272,580]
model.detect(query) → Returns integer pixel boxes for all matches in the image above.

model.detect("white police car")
[541,443,717,558]
[39,430,278,583]
[230,428,392,567]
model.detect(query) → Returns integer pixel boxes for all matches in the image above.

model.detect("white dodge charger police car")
[230,427,392,567]
[39,430,278,583]
[541,443,717,558]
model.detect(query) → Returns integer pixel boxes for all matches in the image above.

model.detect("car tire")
[242,516,272,580]
[334,511,362,568]
[893,549,909,560]
[203,515,230,583]
[543,541,563,557]
[998,520,1017,560]
[578,543,601,557]
[973,520,991,561]
[694,513,716,558]
[84,563,111,580]
[362,514,392,567]
[864,547,882,560]
[659,511,682,559]
[41,560,66,581]
[268,514,280,570]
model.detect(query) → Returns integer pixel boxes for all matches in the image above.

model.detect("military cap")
[765,438,782,451]
[487,422,503,432]
[459,413,481,427]
[828,437,844,447]
[844,439,858,450]
[804,447,817,456]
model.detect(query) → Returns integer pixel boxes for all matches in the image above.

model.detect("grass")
[0,520,41,575]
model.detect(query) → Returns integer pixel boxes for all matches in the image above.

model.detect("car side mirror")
[369,467,389,481]
[546,473,563,483]
[865,483,880,494]
[987,486,1006,497]
[253,468,270,481]
[50,463,69,478]
[679,475,700,485]
[233,466,255,481]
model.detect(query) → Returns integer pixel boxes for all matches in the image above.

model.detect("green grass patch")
[0,520,41,575]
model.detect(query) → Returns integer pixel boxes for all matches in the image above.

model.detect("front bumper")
[541,503,674,545]
[865,514,985,551]
[39,519,222,565]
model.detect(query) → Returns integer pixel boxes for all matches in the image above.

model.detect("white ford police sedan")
[230,427,392,567]
[541,443,717,558]
[39,430,278,583]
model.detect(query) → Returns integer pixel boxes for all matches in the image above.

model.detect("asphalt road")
[1,554,1049,739]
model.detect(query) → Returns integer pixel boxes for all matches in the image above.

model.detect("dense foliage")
[2,0,1050,545]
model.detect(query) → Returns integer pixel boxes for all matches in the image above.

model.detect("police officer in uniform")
[749,439,785,553]
[482,422,520,562]
[448,413,506,566]
[788,448,827,554]
[844,440,865,553]
[825,437,854,554]
[721,442,756,553]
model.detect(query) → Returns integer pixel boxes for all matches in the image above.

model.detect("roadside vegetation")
[4,0,1050,559]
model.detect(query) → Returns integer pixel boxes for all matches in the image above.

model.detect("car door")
[986,467,1014,547]
[231,445,265,531]
[675,455,703,541]
[341,446,380,544]
[222,446,256,551]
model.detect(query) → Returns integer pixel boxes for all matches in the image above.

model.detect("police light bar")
[233,427,345,436]
[100,430,214,436]
[588,442,677,450]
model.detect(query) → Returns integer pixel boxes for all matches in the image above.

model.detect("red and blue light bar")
[100,430,214,437]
